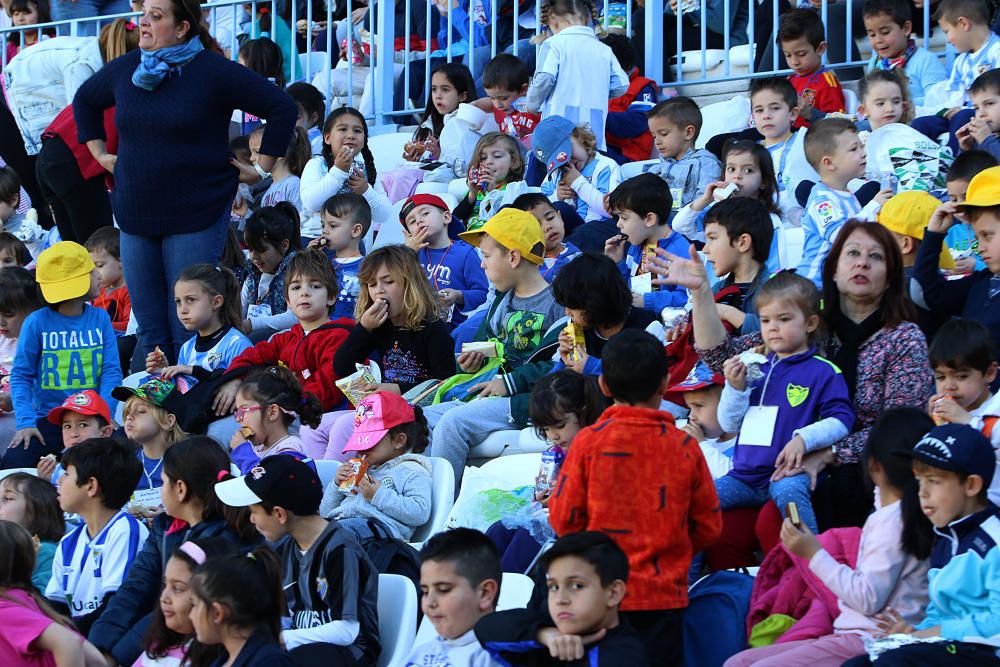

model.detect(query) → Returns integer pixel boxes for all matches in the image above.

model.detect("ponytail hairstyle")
[176,264,243,331]
[285,127,313,178]
[529,369,610,439]
[162,438,257,542]
[0,474,63,543]
[863,407,935,560]
[421,62,476,138]
[190,546,286,644]
[356,245,444,329]
[238,366,323,429]
[98,17,141,63]
[244,203,301,256]
[238,37,285,88]
[0,521,74,629]
[320,107,377,185]
[387,404,430,454]
[142,537,237,663]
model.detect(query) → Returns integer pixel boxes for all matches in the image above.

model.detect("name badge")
[739,405,778,447]
[130,487,162,510]
[247,303,272,320]
[670,187,684,210]
[632,272,653,295]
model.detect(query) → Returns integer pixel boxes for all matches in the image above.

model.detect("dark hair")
[62,438,143,510]
[163,437,256,542]
[388,404,430,454]
[279,126,312,178]
[320,107,377,186]
[529,370,609,438]
[0,473,64,542]
[420,528,502,596]
[608,173,672,225]
[286,82,326,130]
[934,0,990,25]
[220,225,247,284]
[0,233,30,267]
[858,69,913,123]
[238,38,285,88]
[0,266,41,314]
[863,408,935,559]
[244,203,301,254]
[948,149,998,182]
[539,531,629,586]
[929,318,997,372]
[512,193,556,213]
[646,97,703,139]
[704,197,775,266]
[0,521,74,629]
[862,0,912,24]
[970,68,1000,99]
[423,63,477,138]
[323,192,373,238]
[552,254,631,329]
[164,0,218,51]
[190,546,285,643]
[175,264,243,331]
[0,167,21,204]
[777,8,826,49]
[804,117,858,171]
[7,0,50,42]
[756,270,822,340]
[821,219,916,328]
[538,0,600,33]
[601,330,668,404]
[481,53,531,91]
[238,366,324,429]
[720,140,780,214]
[601,33,635,73]
[230,134,251,160]
[84,226,121,259]
[143,537,237,662]
[285,248,339,317]
[749,77,799,111]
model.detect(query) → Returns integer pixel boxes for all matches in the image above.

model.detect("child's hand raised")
[404,225,431,251]
[873,189,894,207]
[423,135,441,159]
[956,122,977,152]
[347,171,369,195]
[229,157,261,184]
[722,355,747,391]
[334,461,354,486]
[402,141,424,162]
[536,627,608,661]
[929,393,972,425]
[649,244,709,292]
[307,237,327,249]
[36,454,57,482]
[603,233,627,264]
[360,298,390,331]
[681,420,704,442]
[927,201,959,234]
[779,516,821,559]
[693,180,726,211]
[334,146,357,172]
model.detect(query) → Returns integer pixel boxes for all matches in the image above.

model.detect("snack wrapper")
[335,364,379,408]
[738,349,768,386]
[338,456,370,494]
[713,182,739,202]
[564,322,585,362]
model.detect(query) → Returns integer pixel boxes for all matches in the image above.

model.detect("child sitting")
[228,366,320,472]
[513,193,581,283]
[0,472,64,590]
[0,231,30,267]
[863,0,946,106]
[671,364,736,479]
[453,132,529,232]
[549,330,721,664]
[717,272,855,533]
[402,63,477,163]
[46,438,147,634]
[401,194,488,325]
[852,424,1000,666]
[7,242,121,467]
[215,455,380,665]
[944,150,995,275]
[646,97,722,210]
[778,9,846,128]
[536,116,622,225]
[0,166,45,260]
[481,53,539,148]
[307,192,369,321]
[797,118,890,287]
[240,203,301,341]
[958,69,1000,159]
[286,81,326,155]
[726,407,935,666]
[85,227,130,335]
[605,173,693,311]
[0,266,41,448]
[36,390,115,484]
[409,528,501,664]
[602,33,658,165]
[476,531,650,665]
[321,392,432,542]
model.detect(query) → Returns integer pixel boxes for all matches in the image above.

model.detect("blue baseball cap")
[895,424,996,487]
[532,115,576,175]
[669,362,724,393]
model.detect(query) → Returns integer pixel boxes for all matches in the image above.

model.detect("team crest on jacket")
[786,384,809,407]
[316,576,328,598]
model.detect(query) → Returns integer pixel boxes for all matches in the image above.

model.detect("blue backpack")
[683,570,755,667]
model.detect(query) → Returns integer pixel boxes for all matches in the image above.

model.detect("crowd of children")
[9,0,1000,663]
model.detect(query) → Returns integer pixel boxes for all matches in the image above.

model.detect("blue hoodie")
[617,230,692,312]
[719,347,855,488]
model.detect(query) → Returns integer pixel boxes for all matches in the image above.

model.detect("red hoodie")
[226,319,353,410]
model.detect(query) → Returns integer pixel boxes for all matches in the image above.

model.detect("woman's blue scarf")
[131,37,205,91]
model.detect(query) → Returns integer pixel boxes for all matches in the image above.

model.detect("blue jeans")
[121,219,228,361]
[50,0,132,36]
[715,473,818,532]
[424,397,515,490]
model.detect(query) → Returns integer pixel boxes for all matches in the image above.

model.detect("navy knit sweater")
[73,48,297,237]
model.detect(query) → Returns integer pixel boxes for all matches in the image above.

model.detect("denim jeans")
[50,0,132,36]
[715,473,818,532]
[424,397,515,491]
[120,218,228,361]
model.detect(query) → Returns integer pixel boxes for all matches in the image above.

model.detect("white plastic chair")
[414,181,449,195]
[377,573,418,667]
[315,459,341,489]
[372,212,407,249]
[843,87,859,116]
[296,52,329,81]
[478,453,543,488]
[408,456,455,544]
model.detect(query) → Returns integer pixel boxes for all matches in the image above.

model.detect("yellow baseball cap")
[877,191,954,270]
[962,165,1000,208]
[36,241,96,303]
[459,208,545,265]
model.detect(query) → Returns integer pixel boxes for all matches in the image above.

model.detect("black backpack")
[358,520,422,600]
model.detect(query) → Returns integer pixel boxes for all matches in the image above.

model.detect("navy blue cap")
[215,454,323,515]
[532,115,576,175]
[895,423,996,487]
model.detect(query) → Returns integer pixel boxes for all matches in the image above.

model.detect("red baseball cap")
[47,390,112,426]
[343,392,415,454]
[400,194,450,225]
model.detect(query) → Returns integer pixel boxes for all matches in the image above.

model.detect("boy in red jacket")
[549,329,721,667]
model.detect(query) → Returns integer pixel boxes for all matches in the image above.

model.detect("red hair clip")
[125,21,136,30]
[216,469,231,482]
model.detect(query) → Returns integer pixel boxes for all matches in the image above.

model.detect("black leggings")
[35,136,114,244]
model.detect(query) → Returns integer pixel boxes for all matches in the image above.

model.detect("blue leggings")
[715,473,818,533]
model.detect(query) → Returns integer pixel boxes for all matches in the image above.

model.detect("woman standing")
[72,0,297,362]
